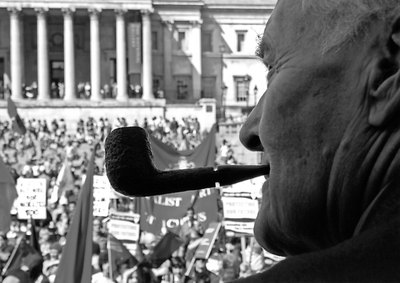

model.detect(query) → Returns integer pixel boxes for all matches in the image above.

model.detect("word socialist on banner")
[93,175,112,217]
[16,178,47,220]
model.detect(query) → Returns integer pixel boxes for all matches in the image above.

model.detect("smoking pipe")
[105,127,269,197]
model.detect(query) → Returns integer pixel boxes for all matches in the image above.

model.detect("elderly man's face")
[240,0,369,255]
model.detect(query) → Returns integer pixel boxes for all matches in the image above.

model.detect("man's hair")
[301,0,399,53]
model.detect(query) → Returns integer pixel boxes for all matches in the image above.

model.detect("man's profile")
[237,0,400,281]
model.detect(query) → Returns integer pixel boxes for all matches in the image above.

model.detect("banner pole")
[107,234,114,280]
[1,235,23,276]
[248,236,255,273]
[240,235,248,271]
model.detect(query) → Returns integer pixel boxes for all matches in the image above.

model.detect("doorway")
[50,60,64,98]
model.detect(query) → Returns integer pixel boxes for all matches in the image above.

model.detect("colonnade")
[7,7,154,101]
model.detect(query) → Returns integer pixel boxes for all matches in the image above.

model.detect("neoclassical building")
[0,0,275,121]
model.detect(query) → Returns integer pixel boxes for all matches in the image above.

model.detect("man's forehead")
[263,0,310,47]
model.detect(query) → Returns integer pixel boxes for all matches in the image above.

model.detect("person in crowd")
[179,208,203,244]
[189,258,219,283]
[93,218,107,254]
[160,256,186,283]
[237,0,400,281]
[2,251,44,283]
[102,84,111,99]
[91,252,114,283]
[0,232,13,272]
[220,243,241,282]
[121,261,157,283]
[240,240,265,278]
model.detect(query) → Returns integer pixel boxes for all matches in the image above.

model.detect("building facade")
[0,0,275,120]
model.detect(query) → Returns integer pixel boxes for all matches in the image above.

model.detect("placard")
[108,211,141,242]
[194,222,222,259]
[222,197,259,236]
[16,178,47,220]
[222,197,259,219]
[223,221,255,235]
[93,175,111,217]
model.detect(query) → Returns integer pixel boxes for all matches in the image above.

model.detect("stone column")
[115,9,128,101]
[191,20,202,100]
[62,8,76,101]
[141,10,153,100]
[8,7,23,100]
[36,8,50,100]
[163,21,173,100]
[89,8,101,101]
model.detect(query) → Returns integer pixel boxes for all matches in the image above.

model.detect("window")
[234,76,249,102]
[178,31,186,51]
[152,31,158,51]
[236,31,247,52]
[202,31,213,52]
[201,76,216,98]
[175,76,191,100]
[153,76,164,98]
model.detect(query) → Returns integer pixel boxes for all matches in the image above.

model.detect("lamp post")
[221,84,227,120]
[253,85,258,106]
[244,74,252,114]
[219,45,226,120]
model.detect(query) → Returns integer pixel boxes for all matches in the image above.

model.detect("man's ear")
[368,18,400,127]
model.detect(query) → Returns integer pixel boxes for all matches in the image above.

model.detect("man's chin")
[254,175,330,256]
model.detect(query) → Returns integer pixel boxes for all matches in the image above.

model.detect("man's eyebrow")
[255,35,267,59]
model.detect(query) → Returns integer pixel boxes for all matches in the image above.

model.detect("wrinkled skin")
[240,0,400,260]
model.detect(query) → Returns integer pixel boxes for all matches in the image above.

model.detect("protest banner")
[108,210,140,255]
[136,126,221,236]
[16,178,47,220]
[194,222,222,259]
[185,222,222,277]
[222,197,259,219]
[93,175,112,217]
[221,177,262,235]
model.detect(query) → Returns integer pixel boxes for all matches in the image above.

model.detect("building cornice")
[0,0,152,11]
[153,0,204,6]
[204,4,274,10]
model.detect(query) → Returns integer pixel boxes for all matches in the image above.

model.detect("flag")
[0,157,17,233]
[148,231,184,268]
[108,233,138,276]
[54,149,95,283]
[7,97,26,135]
[139,125,220,235]
[2,235,43,277]
[50,159,74,203]
[28,217,40,253]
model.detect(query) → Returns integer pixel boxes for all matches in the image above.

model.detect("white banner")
[222,176,263,199]
[108,219,140,241]
[93,175,112,217]
[16,178,47,220]
[223,221,255,235]
[222,197,259,219]
[108,211,141,242]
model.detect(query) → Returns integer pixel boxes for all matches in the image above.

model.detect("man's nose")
[239,95,264,152]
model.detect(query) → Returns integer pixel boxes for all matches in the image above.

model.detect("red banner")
[136,125,220,236]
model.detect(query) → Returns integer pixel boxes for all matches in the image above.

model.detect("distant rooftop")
[204,0,276,4]
[153,0,277,7]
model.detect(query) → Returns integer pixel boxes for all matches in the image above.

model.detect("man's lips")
[262,174,270,194]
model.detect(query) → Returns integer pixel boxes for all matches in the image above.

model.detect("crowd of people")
[0,79,165,100]
[0,114,270,282]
